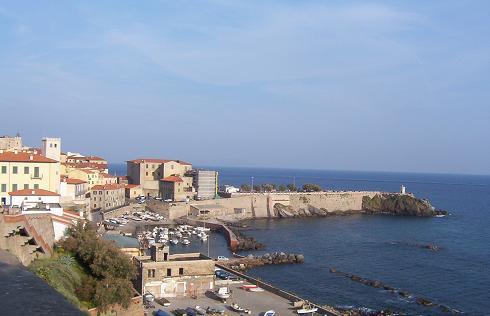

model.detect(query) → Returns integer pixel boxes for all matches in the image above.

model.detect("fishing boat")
[263,310,275,316]
[181,238,190,245]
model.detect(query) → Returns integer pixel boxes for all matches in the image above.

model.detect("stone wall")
[167,191,382,220]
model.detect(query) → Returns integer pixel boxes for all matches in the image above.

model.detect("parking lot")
[145,279,301,316]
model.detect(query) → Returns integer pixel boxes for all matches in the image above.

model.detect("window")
[93,191,97,195]
[34,167,40,178]
[94,204,97,208]
[12,184,17,192]
[1,166,6,174]
[1,184,6,192]
[146,172,148,176]
[34,184,39,189]
[24,166,29,174]
[166,268,171,277]
[148,269,156,278]
[179,268,184,276]
[146,164,148,168]
[50,143,53,148]
[12,166,18,174]
[54,143,57,148]
[24,184,28,189]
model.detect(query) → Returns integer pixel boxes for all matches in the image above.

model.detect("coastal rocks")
[223,252,304,271]
[330,268,461,314]
[362,194,448,217]
[387,241,442,252]
[235,237,264,251]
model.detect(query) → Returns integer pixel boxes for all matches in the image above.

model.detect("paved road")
[0,250,83,316]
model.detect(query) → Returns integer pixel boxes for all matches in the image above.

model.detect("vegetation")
[302,183,322,192]
[287,184,298,192]
[239,184,251,192]
[278,184,287,192]
[30,223,136,314]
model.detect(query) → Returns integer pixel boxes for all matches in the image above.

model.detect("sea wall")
[168,191,383,219]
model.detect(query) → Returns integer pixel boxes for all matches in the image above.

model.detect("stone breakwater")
[220,252,305,271]
[329,268,462,315]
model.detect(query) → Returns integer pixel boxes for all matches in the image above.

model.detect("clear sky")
[0,1,489,175]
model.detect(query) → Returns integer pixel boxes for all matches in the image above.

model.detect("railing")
[30,173,43,180]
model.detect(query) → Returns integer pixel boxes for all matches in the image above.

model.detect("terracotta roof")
[124,184,139,189]
[0,152,57,163]
[86,156,106,161]
[160,176,183,182]
[128,158,191,165]
[91,184,125,190]
[8,189,60,196]
[100,173,116,178]
[61,177,86,184]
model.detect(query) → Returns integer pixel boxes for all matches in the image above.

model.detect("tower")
[41,137,61,161]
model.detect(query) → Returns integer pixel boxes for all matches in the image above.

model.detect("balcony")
[30,173,43,180]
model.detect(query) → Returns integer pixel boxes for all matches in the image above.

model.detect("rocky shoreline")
[329,268,462,315]
[274,193,448,218]
[220,252,304,271]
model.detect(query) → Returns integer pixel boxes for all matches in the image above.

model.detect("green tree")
[253,185,262,192]
[240,184,251,192]
[278,184,287,192]
[303,183,322,192]
[286,184,297,192]
[262,184,275,192]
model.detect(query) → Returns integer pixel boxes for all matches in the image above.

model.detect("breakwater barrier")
[216,263,341,316]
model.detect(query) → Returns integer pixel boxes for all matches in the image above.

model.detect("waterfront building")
[90,184,126,211]
[126,158,193,197]
[133,243,214,298]
[124,184,142,199]
[0,151,60,205]
[191,169,218,200]
[159,175,194,202]
[102,232,142,258]
[99,173,117,185]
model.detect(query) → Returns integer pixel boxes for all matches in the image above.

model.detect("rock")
[416,297,434,306]
[362,193,445,217]
[398,291,409,298]
[295,254,304,263]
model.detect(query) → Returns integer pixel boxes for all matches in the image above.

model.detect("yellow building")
[0,151,60,205]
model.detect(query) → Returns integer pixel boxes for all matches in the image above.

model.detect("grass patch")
[28,249,94,310]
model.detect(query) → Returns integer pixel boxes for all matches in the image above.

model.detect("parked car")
[217,256,229,261]
[215,270,230,280]
[173,308,188,316]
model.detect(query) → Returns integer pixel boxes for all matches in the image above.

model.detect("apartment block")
[90,184,126,211]
[0,151,60,205]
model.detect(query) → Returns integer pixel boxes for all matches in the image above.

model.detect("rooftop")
[91,184,125,190]
[128,158,191,165]
[0,151,57,163]
[160,175,183,182]
[9,189,60,196]
[103,233,140,249]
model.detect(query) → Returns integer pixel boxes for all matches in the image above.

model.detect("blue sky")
[0,1,489,174]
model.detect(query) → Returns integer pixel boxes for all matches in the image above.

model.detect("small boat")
[297,304,318,315]
[229,302,250,313]
[263,310,275,316]
[215,287,230,299]
[181,239,190,245]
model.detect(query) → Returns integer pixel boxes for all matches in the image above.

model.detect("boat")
[229,302,250,313]
[297,303,318,315]
[181,238,190,245]
[170,239,179,245]
[214,287,230,299]
[263,310,275,316]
